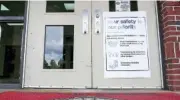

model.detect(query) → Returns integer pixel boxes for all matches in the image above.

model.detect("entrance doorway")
[24,1,163,89]
[0,1,25,88]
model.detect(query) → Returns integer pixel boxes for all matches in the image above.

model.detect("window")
[0,1,25,16]
[46,1,75,13]
[44,25,74,69]
[109,0,138,12]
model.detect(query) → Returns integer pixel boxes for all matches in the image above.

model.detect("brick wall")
[159,1,180,91]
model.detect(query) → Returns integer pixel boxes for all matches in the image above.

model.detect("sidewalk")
[0,90,180,100]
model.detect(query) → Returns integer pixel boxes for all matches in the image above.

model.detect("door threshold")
[0,88,170,93]
[0,84,21,89]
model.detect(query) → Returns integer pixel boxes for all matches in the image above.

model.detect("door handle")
[95,9,101,34]
[0,25,1,41]
[82,9,88,34]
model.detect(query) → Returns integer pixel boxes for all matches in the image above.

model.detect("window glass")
[0,1,25,16]
[44,25,74,69]
[109,0,138,12]
[46,1,74,13]
[0,22,23,83]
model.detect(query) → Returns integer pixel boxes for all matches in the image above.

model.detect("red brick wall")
[159,1,180,91]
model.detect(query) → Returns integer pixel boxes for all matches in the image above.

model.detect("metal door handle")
[95,9,101,34]
[0,25,1,41]
[82,9,88,34]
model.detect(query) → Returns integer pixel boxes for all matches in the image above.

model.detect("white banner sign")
[103,11,151,78]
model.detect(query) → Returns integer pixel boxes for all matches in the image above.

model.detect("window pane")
[0,22,23,84]
[44,25,74,69]
[109,0,138,12]
[130,1,138,11]
[46,1,74,13]
[0,1,25,16]
[109,1,115,12]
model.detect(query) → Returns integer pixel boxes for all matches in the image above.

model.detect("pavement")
[0,90,180,100]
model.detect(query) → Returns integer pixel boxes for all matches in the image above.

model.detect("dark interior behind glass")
[46,1,74,13]
[0,1,25,84]
[0,1,25,16]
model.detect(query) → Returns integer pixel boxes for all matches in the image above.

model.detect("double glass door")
[24,1,162,89]
[0,1,25,88]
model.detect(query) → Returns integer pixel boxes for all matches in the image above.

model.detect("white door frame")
[21,1,164,89]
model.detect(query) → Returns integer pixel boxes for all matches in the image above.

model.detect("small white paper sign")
[103,11,151,78]
[115,0,130,12]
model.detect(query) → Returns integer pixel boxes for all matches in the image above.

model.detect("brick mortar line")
[173,6,175,11]
[161,1,166,10]
[161,6,173,12]
[163,35,180,40]
[166,35,180,38]
[162,13,180,19]
[164,31,180,35]
[164,41,179,44]
[163,20,175,26]
[166,57,179,60]
[168,85,180,87]
[165,58,179,60]
[163,15,180,21]
[164,35,179,38]
[164,42,174,45]
[167,80,180,82]
[167,68,180,70]
[163,25,180,30]
[163,25,178,30]
[161,4,180,12]
[167,79,180,80]
[163,20,180,27]
[167,63,180,65]
[163,15,177,20]
[167,75,180,76]
[166,63,180,64]
[167,74,180,76]
[173,42,176,59]
[165,44,167,60]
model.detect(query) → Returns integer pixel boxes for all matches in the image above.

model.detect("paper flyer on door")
[103,11,151,78]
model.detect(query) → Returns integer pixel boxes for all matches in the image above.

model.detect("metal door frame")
[20,1,29,88]
[20,1,165,89]
[0,1,27,89]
